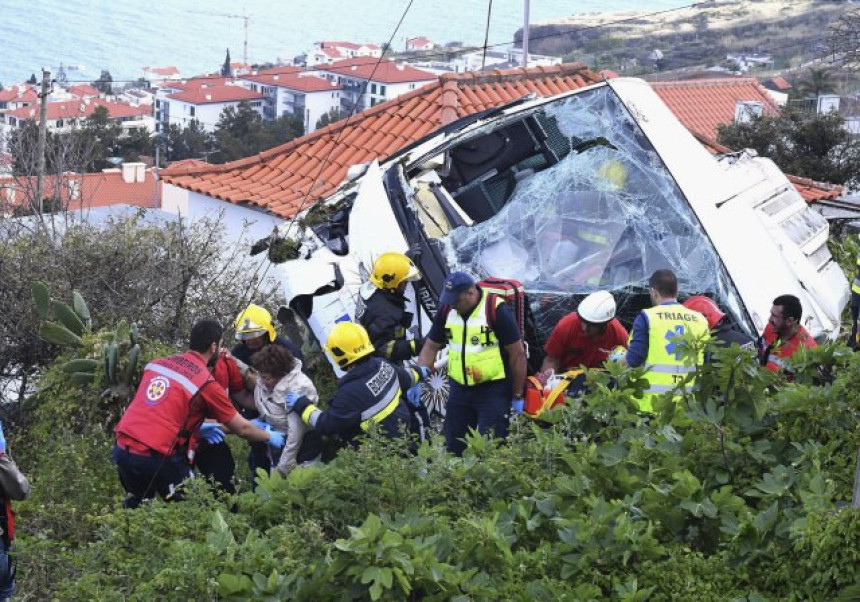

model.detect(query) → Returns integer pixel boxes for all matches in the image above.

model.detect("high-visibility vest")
[852,252,860,295]
[638,304,710,412]
[446,293,506,386]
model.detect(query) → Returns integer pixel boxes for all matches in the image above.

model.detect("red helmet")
[683,295,725,329]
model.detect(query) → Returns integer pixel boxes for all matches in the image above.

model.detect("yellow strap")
[360,393,401,431]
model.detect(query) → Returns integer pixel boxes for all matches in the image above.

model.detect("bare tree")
[828,8,860,72]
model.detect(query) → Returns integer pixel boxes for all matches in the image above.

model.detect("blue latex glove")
[416,365,432,381]
[608,346,626,362]
[406,384,422,408]
[249,418,270,431]
[0,421,6,453]
[267,430,286,449]
[284,392,299,411]
[511,397,524,415]
[199,422,225,445]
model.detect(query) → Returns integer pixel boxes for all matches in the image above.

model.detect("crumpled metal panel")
[440,86,749,344]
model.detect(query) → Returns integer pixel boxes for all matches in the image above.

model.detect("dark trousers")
[194,441,236,494]
[443,381,511,456]
[112,445,193,509]
[248,442,273,490]
[850,292,860,349]
[0,539,14,601]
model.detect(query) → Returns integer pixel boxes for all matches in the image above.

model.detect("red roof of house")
[323,58,437,84]
[650,78,780,139]
[167,85,264,104]
[161,63,603,217]
[691,132,843,203]
[322,41,379,51]
[244,72,342,92]
[67,84,101,98]
[257,65,304,76]
[145,66,180,77]
[408,37,433,47]
[167,158,210,170]
[164,76,231,91]
[5,99,151,121]
[0,86,38,103]
[319,47,345,59]
[599,69,620,79]
[769,76,792,91]
[0,167,161,210]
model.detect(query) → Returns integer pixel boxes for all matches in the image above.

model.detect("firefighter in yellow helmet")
[286,322,430,446]
[231,303,306,482]
[357,253,424,362]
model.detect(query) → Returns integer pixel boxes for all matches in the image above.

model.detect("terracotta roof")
[167,158,210,170]
[67,84,101,98]
[0,168,161,210]
[0,86,38,103]
[257,65,304,76]
[650,78,780,139]
[167,85,264,104]
[322,41,379,51]
[407,37,433,47]
[320,47,344,59]
[5,99,151,121]
[145,66,180,77]
[599,69,620,79]
[242,72,342,92]
[163,76,231,91]
[161,63,602,218]
[691,132,843,203]
[323,58,437,84]
[769,76,792,91]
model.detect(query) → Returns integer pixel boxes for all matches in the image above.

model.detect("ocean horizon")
[1,0,690,87]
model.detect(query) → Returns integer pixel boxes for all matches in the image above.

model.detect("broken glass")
[439,86,751,345]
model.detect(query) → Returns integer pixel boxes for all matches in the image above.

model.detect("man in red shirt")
[757,294,817,374]
[541,291,629,375]
[113,320,285,508]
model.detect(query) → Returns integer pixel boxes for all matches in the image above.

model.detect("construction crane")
[190,10,251,66]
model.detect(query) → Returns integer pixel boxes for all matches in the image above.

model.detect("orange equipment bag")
[523,369,584,419]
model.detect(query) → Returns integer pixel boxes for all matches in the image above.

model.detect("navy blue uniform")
[293,357,416,445]
[358,289,420,362]
[427,290,521,456]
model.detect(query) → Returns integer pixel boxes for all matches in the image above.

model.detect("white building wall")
[302,89,342,132]
[162,99,263,132]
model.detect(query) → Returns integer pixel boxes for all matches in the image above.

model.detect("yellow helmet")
[234,304,276,342]
[370,252,420,291]
[325,322,374,368]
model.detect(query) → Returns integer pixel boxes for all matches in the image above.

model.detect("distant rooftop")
[167,85,264,105]
[323,58,437,84]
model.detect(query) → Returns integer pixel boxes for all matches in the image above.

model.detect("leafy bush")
[13,334,860,600]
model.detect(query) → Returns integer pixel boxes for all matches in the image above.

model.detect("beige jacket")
[254,360,317,477]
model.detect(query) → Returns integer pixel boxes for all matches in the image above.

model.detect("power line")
[481,0,494,70]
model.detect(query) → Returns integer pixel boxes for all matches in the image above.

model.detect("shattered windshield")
[439,85,749,343]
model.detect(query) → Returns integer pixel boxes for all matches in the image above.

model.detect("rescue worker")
[757,294,816,374]
[358,252,431,440]
[416,272,528,456]
[189,349,254,495]
[849,247,860,350]
[113,319,286,508]
[231,304,304,480]
[287,322,429,446]
[541,290,629,374]
[682,296,754,350]
[0,421,30,602]
[619,269,710,412]
[357,252,423,361]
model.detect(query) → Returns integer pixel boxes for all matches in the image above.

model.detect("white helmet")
[577,291,616,323]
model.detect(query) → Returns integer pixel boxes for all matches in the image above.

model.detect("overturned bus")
[270,77,848,413]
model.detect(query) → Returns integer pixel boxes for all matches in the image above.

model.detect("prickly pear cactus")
[34,282,92,347]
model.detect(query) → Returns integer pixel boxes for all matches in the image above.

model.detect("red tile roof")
[242,72,342,92]
[164,76,231,91]
[5,99,151,121]
[167,85,264,104]
[0,86,38,103]
[407,37,433,47]
[691,132,843,203]
[161,63,603,218]
[67,84,101,98]
[650,78,780,139]
[167,158,210,170]
[0,168,161,210]
[145,66,180,77]
[768,76,792,91]
[323,58,437,84]
[257,65,304,76]
[322,41,379,51]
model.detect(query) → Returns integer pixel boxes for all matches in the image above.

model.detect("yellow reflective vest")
[637,303,710,413]
[446,293,506,386]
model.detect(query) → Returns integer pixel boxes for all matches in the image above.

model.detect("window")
[380,85,386,96]
[409,84,416,90]
[371,83,377,94]
[155,99,161,108]
[251,101,262,107]
[56,119,64,127]
[189,106,196,117]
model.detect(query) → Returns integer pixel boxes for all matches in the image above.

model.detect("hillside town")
[4,1,860,599]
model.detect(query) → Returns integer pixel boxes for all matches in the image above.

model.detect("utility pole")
[522,0,530,68]
[36,67,51,215]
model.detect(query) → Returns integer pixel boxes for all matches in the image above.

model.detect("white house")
[0,98,154,135]
[726,53,774,73]
[319,58,436,113]
[144,66,181,87]
[0,85,38,113]
[240,68,343,133]
[406,37,435,52]
[306,41,383,66]
[155,77,265,132]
